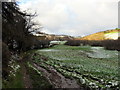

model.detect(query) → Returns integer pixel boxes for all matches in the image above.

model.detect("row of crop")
[26,62,53,88]
[42,59,119,89]
[31,51,119,89]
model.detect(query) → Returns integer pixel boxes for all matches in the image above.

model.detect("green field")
[30,45,119,89]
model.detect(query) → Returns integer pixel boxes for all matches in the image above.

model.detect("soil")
[19,53,33,88]
[33,63,82,88]
[20,53,83,89]
[20,63,33,88]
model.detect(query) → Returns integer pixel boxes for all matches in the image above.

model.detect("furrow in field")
[32,63,81,88]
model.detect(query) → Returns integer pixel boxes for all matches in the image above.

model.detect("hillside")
[76,29,120,40]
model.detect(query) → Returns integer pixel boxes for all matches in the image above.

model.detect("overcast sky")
[18,0,119,36]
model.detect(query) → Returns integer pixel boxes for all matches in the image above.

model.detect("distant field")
[31,45,119,89]
[76,29,120,40]
[104,32,120,40]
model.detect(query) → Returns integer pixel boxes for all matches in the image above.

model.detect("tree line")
[65,38,120,51]
[2,2,49,79]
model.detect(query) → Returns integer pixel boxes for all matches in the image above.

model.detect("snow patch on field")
[86,47,118,58]
[39,49,60,52]
[104,32,120,40]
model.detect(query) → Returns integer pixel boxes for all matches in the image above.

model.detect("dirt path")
[22,66,33,88]
[20,63,33,88]
[33,63,81,88]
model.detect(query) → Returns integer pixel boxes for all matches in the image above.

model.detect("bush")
[102,39,120,51]
[65,40,88,46]
[34,40,50,49]
[2,42,11,79]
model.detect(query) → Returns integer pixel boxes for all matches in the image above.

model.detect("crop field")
[30,45,119,89]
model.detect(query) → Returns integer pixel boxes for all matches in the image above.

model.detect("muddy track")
[20,63,33,88]
[33,63,82,88]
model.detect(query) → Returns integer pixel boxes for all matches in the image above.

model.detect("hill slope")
[76,29,120,40]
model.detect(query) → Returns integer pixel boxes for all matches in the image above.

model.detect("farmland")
[27,45,119,89]
[2,2,120,89]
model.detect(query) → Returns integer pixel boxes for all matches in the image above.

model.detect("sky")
[17,0,119,36]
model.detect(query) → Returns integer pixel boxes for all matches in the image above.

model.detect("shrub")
[2,42,11,79]
[34,40,50,49]
[102,39,120,51]
[65,39,120,51]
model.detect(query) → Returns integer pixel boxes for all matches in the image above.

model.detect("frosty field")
[30,45,119,89]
